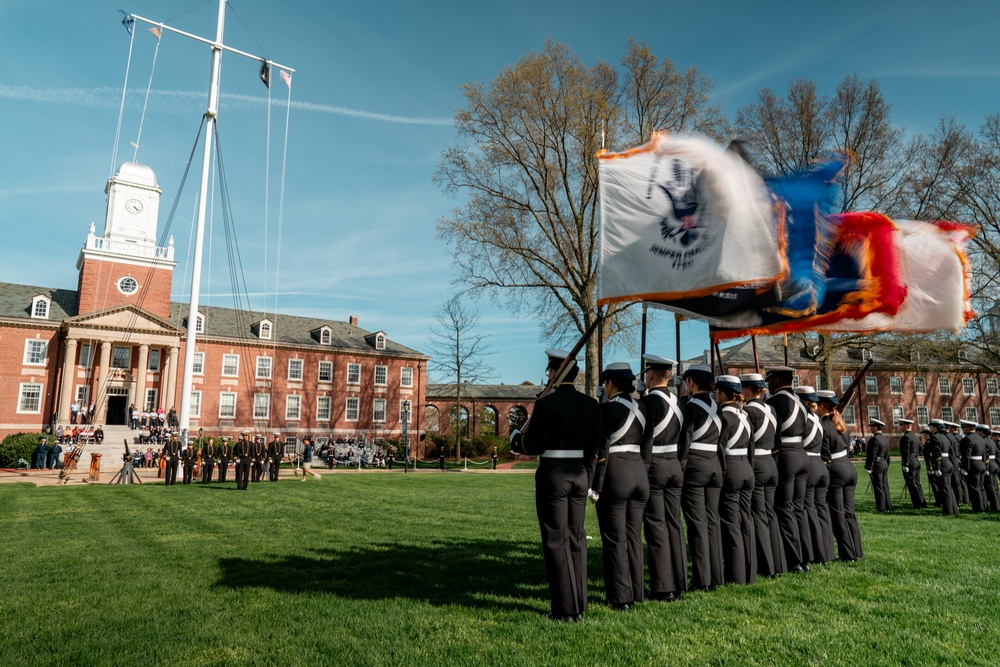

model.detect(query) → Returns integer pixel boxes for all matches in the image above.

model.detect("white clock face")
[125,198,144,214]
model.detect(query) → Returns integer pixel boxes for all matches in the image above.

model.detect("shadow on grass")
[215,539,548,611]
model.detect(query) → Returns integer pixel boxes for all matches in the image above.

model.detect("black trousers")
[965,461,987,512]
[774,447,810,569]
[952,464,968,505]
[903,457,926,508]
[202,460,215,484]
[595,452,649,606]
[681,450,723,589]
[182,463,194,484]
[827,458,862,561]
[164,457,178,485]
[644,456,687,594]
[535,460,589,617]
[720,456,755,586]
[252,460,263,482]
[926,462,941,507]
[871,459,892,512]
[236,458,251,490]
[986,462,1000,511]
[218,458,229,483]
[270,456,282,481]
[752,453,785,576]
[938,461,958,515]
[806,456,834,563]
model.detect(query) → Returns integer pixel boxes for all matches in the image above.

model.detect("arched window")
[31,296,50,319]
[375,333,386,350]
[449,405,470,437]
[195,314,205,333]
[260,321,272,339]
[508,406,528,434]
[424,405,441,432]
[320,329,331,345]
[479,406,498,436]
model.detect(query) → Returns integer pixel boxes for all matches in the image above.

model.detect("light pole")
[402,403,410,474]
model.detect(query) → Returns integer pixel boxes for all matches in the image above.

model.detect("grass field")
[2,463,999,666]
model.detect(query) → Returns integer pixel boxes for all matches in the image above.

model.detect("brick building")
[699,336,1000,440]
[0,162,429,446]
[425,383,543,438]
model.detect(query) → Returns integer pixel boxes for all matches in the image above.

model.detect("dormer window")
[958,350,970,362]
[320,329,331,345]
[254,319,273,340]
[31,295,50,319]
[861,349,873,362]
[375,333,385,350]
[195,313,205,334]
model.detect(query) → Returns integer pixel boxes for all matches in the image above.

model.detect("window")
[966,407,979,422]
[320,329,331,345]
[144,388,158,412]
[31,296,49,319]
[400,400,412,422]
[916,406,929,426]
[840,376,851,393]
[253,393,270,419]
[112,347,131,369]
[347,363,361,384]
[222,354,239,377]
[792,374,801,388]
[910,350,921,362]
[192,352,204,375]
[373,398,387,423]
[891,406,904,423]
[865,377,878,394]
[963,378,975,396]
[316,396,332,421]
[17,383,42,413]
[23,340,47,365]
[286,395,301,420]
[288,359,303,381]
[256,356,272,379]
[914,377,927,395]
[941,406,954,422]
[219,392,237,418]
[345,397,360,421]
[195,314,205,333]
[815,376,826,391]
[843,405,857,426]
[862,349,874,361]
[939,378,952,396]
[148,349,160,371]
[988,378,1000,396]
[374,365,388,386]
[190,391,201,418]
[117,276,138,295]
[375,333,386,350]
[868,405,881,422]
[958,350,971,362]
[991,407,1000,428]
[890,377,902,395]
[318,361,333,382]
[401,367,414,388]
[75,386,90,405]
[79,343,93,367]
[259,321,272,340]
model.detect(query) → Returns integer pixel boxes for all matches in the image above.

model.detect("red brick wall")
[0,326,62,437]
[76,258,173,319]
[426,397,535,438]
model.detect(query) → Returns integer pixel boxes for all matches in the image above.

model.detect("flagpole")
[640,302,647,380]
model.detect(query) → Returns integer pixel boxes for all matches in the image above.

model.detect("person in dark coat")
[741,373,785,577]
[764,366,811,572]
[679,364,726,591]
[947,423,968,505]
[34,438,48,469]
[592,362,652,610]
[438,444,446,471]
[922,427,940,507]
[162,433,181,485]
[928,420,958,515]
[511,349,601,622]
[897,419,927,509]
[641,355,687,601]
[250,435,266,482]
[959,421,987,513]
[235,431,253,490]
[201,438,217,483]
[798,387,833,565]
[865,419,892,512]
[817,391,862,561]
[218,438,232,483]
[268,432,283,482]
[491,446,499,470]
[181,442,197,484]
[984,428,1000,511]
[716,375,756,585]
[49,441,63,469]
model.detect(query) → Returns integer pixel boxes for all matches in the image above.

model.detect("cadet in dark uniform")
[922,427,940,507]
[741,373,785,577]
[897,419,926,509]
[947,423,968,505]
[641,355,687,601]
[865,419,892,512]
[181,439,197,484]
[251,435,266,482]
[201,438,217,483]
[959,420,987,512]
[798,387,833,565]
[268,432,283,481]
[764,366,811,572]
[816,391,862,561]
[510,349,601,622]
[162,433,181,485]
[716,375,756,586]
[235,431,252,491]
[928,421,958,515]
[679,364,725,590]
[985,428,1000,511]
[387,447,395,470]
[218,437,232,483]
[492,446,499,470]
[438,444,446,471]
[592,362,651,610]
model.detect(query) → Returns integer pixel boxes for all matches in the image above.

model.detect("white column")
[96,341,112,423]
[136,345,149,414]
[58,338,78,423]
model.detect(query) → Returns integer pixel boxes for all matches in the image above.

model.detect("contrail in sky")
[0,84,453,126]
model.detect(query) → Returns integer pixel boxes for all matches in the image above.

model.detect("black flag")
[260,62,271,89]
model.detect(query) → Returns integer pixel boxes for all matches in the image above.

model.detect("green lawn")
[1,463,998,666]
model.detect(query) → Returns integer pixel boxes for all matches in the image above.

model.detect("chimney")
[349,315,358,327]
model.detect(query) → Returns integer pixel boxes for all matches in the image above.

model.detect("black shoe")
[791,565,805,573]
[611,602,633,611]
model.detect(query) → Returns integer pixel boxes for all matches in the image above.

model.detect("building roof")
[0,282,79,321]
[426,383,544,402]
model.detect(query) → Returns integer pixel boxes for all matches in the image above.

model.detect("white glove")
[935,470,943,477]
[865,469,872,475]
[595,387,606,401]
[902,466,909,473]
[636,380,646,393]
[587,488,600,503]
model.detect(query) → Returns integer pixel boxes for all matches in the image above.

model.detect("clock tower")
[76,162,177,319]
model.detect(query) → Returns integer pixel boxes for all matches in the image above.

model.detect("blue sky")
[1,0,998,385]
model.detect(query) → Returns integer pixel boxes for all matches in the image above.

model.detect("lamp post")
[401,403,410,474]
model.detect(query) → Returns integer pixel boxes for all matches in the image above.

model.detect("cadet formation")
[513,350,868,622]
[159,430,312,490]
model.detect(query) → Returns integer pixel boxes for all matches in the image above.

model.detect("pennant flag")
[597,132,783,305]
[260,62,271,89]
[118,10,134,36]
[279,69,292,89]
[149,26,161,40]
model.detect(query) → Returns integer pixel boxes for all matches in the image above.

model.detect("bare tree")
[427,295,495,460]
[435,40,722,393]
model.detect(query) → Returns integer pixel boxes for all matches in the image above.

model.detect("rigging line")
[273,77,293,334]
[133,28,163,163]
[165,0,214,24]
[207,148,217,309]
[225,1,270,60]
[110,22,136,179]
[263,60,272,318]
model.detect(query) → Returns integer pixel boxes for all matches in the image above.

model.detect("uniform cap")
[545,349,577,369]
[977,424,991,433]
[921,427,931,434]
[793,386,819,403]
[960,420,977,428]
[929,419,945,428]
[946,422,960,428]
[715,375,742,394]
[869,418,885,427]
[816,390,840,406]
[682,364,715,385]
[600,362,635,384]
[764,365,795,375]
[896,418,914,425]
[642,354,676,372]
[739,373,767,389]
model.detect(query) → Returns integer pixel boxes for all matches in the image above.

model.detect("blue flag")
[119,10,134,36]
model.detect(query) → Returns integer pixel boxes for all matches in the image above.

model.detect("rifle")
[838,359,874,408]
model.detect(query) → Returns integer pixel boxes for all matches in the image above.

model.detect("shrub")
[0,432,47,468]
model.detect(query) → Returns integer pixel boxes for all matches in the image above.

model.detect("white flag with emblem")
[598,133,784,306]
